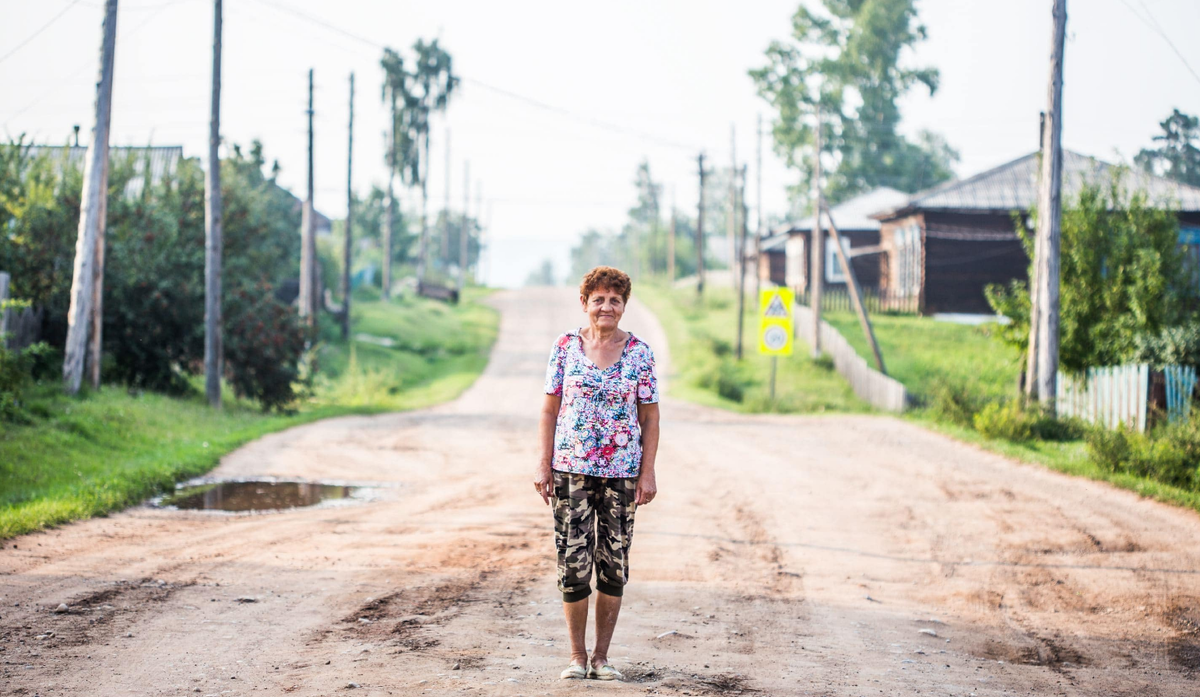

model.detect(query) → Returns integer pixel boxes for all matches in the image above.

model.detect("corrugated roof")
[780,187,910,233]
[18,145,184,199]
[875,150,1200,218]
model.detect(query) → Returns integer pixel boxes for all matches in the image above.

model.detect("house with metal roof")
[19,145,186,200]
[870,150,1200,314]
[758,186,909,297]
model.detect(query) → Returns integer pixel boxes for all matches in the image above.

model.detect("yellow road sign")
[758,287,794,356]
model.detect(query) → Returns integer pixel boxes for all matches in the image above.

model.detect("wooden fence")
[797,286,919,315]
[1165,365,1197,424]
[1057,365,1150,432]
[793,303,908,412]
[0,271,43,351]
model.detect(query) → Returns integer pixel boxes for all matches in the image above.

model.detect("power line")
[1,3,176,128]
[244,0,699,152]
[1113,0,1200,89]
[0,1,83,67]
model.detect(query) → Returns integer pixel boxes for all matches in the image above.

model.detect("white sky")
[3,0,1200,287]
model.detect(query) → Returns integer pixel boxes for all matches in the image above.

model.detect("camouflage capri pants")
[551,471,638,603]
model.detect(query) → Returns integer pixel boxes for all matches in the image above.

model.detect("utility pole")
[416,106,431,285]
[729,124,738,289]
[696,152,706,297]
[382,130,395,301]
[299,68,316,323]
[754,114,764,312]
[810,101,824,358]
[204,0,223,408]
[736,165,748,360]
[63,0,117,395]
[1033,0,1067,411]
[1026,112,1046,400]
[341,72,355,340]
[667,185,676,284]
[474,181,483,284]
[458,160,469,293]
[443,126,451,268]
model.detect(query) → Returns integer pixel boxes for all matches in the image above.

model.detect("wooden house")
[870,150,1200,314]
[759,187,909,295]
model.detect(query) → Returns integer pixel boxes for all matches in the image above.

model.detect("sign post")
[758,287,795,402]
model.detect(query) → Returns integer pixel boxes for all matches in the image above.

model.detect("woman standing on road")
[534,265,660,681]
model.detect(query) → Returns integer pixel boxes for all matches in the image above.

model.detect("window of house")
[1181,227,1200,290]
[785,236,805,290]
[825,235,852,283]
[894,224,921,297]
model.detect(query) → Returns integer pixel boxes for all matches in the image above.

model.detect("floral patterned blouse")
[544,329,659,478]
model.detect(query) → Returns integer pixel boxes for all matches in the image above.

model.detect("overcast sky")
[3,0,1200,287]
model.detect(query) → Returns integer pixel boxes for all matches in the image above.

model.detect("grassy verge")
[0,287,498,538]
[822,310,1200,516]
[638,284,867,413]
[823,310,1020,403]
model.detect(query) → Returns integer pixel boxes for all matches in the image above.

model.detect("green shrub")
[1133,323,1200,367]
[0,342,52,422]
[812,354,835,372]
[974,401,1035,441]
[223,286,312,412]
[973,400,1083,442]
[926,378,982,427]
[716,367,745,403]
[1086,417,1200,490]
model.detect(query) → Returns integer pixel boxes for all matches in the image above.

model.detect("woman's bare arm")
[635,402,660,506]
[535,394,561,505]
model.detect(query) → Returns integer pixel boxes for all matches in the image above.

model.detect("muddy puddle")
[154,480,379,512]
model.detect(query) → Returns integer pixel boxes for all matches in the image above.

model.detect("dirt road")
[4,288,1200,696]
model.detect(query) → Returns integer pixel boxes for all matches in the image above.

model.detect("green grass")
[638,284,867,413]
[823,310,1021,403]
[821,310,1200,516]
[913,415,1200,515]
[0,288,498,539]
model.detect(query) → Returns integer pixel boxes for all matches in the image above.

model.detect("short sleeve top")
[543,329,659,478]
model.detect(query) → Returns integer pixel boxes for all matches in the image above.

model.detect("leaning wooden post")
[821,195,886,375]
[809,101,824,358]
[63,0,118,395]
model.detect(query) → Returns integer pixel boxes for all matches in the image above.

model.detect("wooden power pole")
[754,114,764,314]
[299,68,316,323]
[204,0,223,408]
[63,0,117,395]
[735,165,748,360]
[696,152,706,296]
[443,126,451,268]
[1026,112,1046,400]
[809,102,824,358]
[729,124,738,289]
[382,131,395,301]
[1032,0,1067,411]
[341,72,355,341]
[458,160,469,293]
[667,186,676,285]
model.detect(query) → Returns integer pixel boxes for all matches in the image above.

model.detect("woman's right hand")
[533,463,553,505]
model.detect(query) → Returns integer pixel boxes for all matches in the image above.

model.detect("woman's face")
[581,287,625,331]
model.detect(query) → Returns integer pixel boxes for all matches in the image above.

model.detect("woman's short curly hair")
[579,266,632,302]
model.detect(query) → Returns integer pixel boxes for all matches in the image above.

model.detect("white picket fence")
[793,304,908,412]
[1056,364,1149,433]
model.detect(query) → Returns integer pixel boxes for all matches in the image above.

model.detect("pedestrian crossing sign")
[758,288,794,356]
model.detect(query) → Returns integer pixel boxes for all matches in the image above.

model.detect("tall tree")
[1135,109,1200,187]
[380,47,418,300]
[410,38,459,285]
[750,0,958,209]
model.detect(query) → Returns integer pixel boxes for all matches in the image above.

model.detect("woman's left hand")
[635,470,657,506]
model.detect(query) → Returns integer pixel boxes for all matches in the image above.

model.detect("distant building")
[17,144,185,199]
[870,151,1200,314]
[758,187,909,294]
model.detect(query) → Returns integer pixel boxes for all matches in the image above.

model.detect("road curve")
[3,287,1200,695]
